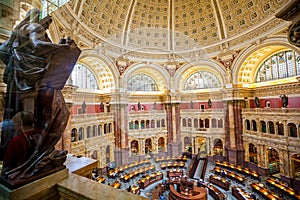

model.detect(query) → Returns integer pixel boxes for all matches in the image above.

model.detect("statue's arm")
[28,24,71,49]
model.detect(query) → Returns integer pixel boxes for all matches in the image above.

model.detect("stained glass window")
[184,71,221,90]
[255,50,300,82]
[71,64,98,89]
[127,74,158,91]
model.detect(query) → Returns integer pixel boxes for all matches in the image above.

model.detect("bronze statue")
[0,8,81,187]
[279,94,288,108]
[254,97,260,108]
[208,98,212,108]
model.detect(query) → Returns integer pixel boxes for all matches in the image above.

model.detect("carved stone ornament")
[288,20,300,47]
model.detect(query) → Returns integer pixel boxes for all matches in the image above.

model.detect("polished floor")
[100,156,294,200]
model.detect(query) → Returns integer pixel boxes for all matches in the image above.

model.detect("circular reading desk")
[169,183,207,200]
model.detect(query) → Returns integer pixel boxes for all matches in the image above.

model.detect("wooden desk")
[266,178,300,200]
[209,175,230,191]
[232,186,254,200]
[205,183,226,200]
[215,161,259,179]
[111,180,121,189]
[96,176,106,183]
[251,182,281,200]
[137,171,163,189]
[130,185,140,195]
[167,169,184,178]
[214,167,246,184]
[169,184,207,200]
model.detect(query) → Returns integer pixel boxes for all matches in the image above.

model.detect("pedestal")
[0,168,68,200]
[168,142,182,157]
[114,149,129,167]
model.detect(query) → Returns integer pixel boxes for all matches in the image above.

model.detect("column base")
[167,142,182,157]
[114,149,129,167]
[226,148,244,166]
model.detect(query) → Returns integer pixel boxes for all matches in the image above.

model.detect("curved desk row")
[266,178,300,200]
[232,186,254,200]
[137,171,163,189]
[215,161,259,179]
[214,167,246,184]
[251,182,281,200]
[209,175,230,191]
[204,183,226,200]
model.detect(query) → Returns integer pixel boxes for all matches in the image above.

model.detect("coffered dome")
[53,0,290,61]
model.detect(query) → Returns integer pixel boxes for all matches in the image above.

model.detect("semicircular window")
[127,74,158,91]
[71,63,98,89]
[255,50,300,82]
[184,71,221,90]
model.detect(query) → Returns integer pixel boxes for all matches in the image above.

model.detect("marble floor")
[100,157,294,200]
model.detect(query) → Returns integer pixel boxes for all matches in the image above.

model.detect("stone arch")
[77,50,119,90]
[232,38,298,84]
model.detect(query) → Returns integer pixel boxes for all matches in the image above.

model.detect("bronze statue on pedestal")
[0,8,81,187]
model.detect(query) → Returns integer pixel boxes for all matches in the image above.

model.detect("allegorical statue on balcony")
[0,8,81,187]
[279,94,288,108]
[254,97,260,108]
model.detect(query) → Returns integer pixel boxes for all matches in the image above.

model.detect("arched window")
[268,121,275,134]
[288,123,297,137]
[205,118,209,128]
[71,128,77,142]
[199,118,204,128]
[157,119,161,128]
[135,120,139,129]
[158,137,165,152]
[188,118,192,127]
[78,127,84,140]
[104,124,107,134]
[249,143,257,164]
[98,125,102,136]
[146,120,150,128]
[252,120,257,131]
[141,120,145,129]
[212,118,217,128]
[127,74,158,91]
[109,123,112,133]
[217,119,223,128]
[246,120,251,130]
[87,126,91,138]
[151,119,155,128]
[260,121,266,133]
[194,118,198,128]
[71,63,98,89]
[183,118,187,127]
[129,121,134,130]
[184,71,221,90]
[277,122,284,136]
[255,50,300,82]
[92,125,97,137]
[161,119,165,127]
[131,140,139,154]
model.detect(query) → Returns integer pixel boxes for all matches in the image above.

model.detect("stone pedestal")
[64,154,98,179]
[114,149,129,167]
[168,142,182,157]
[0,168,68,200]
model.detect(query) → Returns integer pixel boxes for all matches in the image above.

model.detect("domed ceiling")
[54,0,290,61]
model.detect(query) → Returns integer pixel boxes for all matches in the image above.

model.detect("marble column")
[111,91,129,167]
[224,97,245,166]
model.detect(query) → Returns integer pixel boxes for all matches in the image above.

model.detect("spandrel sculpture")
[0,8,81,187]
